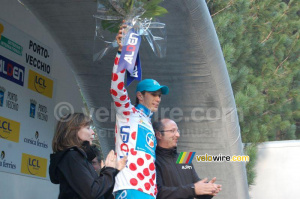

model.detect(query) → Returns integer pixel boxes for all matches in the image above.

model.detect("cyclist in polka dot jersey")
[111,25,169,199]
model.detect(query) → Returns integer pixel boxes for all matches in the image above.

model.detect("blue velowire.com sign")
[0,55,25,86]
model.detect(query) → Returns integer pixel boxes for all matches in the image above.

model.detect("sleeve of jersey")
[110,52,136,118]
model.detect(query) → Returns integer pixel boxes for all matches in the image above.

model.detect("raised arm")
[110,25,136,117]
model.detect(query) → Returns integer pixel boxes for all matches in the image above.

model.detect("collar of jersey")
[136,104,153,118]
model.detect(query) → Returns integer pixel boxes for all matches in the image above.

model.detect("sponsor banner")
[0,86,5,107]
[0,54,25,86]
[0,150,17,171]
[0,34,22,56]
[0,85,21,112]
[23,130,49,149]
[21,153,47,178]
[0,19,55,180]
[28,69,53,98]
[29,99,37,118]
[0,116,20,143]
[28,98,49,122]
[0,19,53,75]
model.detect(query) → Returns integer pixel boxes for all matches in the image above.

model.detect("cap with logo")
[136,79,169,95]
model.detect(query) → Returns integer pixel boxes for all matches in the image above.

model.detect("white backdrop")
[0,0,85,198]
[0,18,55,179]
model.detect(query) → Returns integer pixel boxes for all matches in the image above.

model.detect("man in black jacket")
[153,118,222,199]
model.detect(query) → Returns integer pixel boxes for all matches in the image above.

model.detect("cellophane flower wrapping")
[93,0,168,62]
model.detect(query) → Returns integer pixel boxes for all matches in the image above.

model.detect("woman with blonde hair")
[49,113,126,199]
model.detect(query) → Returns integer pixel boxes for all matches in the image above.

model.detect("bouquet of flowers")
[93,0,168,63]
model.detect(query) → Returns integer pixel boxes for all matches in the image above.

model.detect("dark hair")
[135,91,146,106]
[52,113,92,152]
[152,118,168,136]
[91,145,103,162]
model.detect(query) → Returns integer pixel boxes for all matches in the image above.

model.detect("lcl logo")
[0,120,12,131]
[28,158,40,168]
[34,76,46,87]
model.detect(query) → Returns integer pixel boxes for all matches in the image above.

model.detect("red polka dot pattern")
[130,178,138,186]
[129,163,137,171]
[123,111,130,116]
[110,89,117,97]
[117,82,124,90]
[137,158,144,166]
[115,102,121,107]
[152,173,156,181]
[112,73,118,81]
[131,131,136,140]
[149,179,154,186]
[120,95,127,101]
[130,148,137,155]
[132,107,137,113]
[144,183,150,190]
[137,172,144,180]
[111,55,157,196]
[143,168,150,176]
[149,163,155,171]
[114,57,119,65]
[145,154,151,160]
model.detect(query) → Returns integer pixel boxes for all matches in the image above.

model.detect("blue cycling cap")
[136,79,169,95]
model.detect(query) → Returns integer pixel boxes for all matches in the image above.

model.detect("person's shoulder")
[154,153,165,166]
[62,147,86,160]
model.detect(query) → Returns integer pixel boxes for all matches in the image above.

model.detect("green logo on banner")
[0,35,23,56]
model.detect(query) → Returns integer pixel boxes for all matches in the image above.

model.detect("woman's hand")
[117,156,127,171]
[105,150,117,168]
[104,150,127,171]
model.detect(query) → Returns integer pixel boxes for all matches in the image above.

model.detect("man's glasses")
[160,129,180,134]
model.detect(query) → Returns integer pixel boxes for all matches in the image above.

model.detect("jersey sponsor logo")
[146,133,155,148]
[116,190,127,199]
[182,165,193,169]
[135,125,156,158]
[120,143,129,153]
[120,126,130,143]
